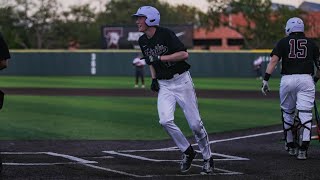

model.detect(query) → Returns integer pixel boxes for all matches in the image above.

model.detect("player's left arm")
[160,29,188,62]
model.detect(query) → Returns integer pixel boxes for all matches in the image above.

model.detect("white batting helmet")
[132,6,160,26]
[285,17,304,36]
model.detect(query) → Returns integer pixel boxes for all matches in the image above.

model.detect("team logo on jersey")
[144,44,168,56]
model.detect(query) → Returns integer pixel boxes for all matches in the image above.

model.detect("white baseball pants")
[280,74,315,143]
[157,71,212,160]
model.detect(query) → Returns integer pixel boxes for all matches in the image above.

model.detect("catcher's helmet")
[285,17,304,36]
[132,6,160,26]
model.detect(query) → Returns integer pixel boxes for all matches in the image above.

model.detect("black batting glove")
[142,55,160,65]
[151,79,160,92]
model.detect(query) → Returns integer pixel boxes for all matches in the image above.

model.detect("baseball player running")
[262,17,320,160]
[0,32,11,172]
[132,6,214,174]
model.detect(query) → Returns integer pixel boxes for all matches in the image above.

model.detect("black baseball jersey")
[138,26,190,79]
[271,32,320,75]
[0,32,10,60]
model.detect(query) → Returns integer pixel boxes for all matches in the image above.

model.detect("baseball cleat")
[201,156,214,175]
[297,150,307,160]
[288,147,298,156]
[180,150,197,172]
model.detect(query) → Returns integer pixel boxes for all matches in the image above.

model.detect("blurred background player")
[261,17,320,160]
[253,56,263,80]
[132,6,214,174]
[0,31,11,173]
[132,53,146,88]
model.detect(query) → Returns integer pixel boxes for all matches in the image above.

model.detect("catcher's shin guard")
[297,110,312,150]
[281,109,296,148]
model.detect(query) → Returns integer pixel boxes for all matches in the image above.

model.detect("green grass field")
[0,76,293,140]
[0,76,281,90]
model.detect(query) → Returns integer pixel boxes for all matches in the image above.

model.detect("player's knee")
[190,123,202,135]
[298,111,312,122]
[159,119,173,128]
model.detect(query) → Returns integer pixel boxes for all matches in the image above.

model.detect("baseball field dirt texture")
[0,88,320,180]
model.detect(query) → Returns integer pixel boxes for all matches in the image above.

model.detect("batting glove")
[261,80,270,95]
[151,79,160,92]
[142,55,160,65]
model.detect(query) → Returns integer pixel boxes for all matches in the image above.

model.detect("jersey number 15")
[288,39,307,59]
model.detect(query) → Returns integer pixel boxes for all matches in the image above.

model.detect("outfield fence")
[1,50,281,77]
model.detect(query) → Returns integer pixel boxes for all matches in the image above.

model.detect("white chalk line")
[1,151,145,178]
[103,150,245,175]
[4,162,84,166]
[2,152,96,164]
[101,128,288,177]
[104,151,248,162]
[46,152,96,164]
[3,126,315,178]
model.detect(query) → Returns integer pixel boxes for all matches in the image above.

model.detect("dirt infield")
[1,126,320,180]
[1,88,320,179]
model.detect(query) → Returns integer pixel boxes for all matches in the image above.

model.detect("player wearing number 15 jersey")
[261,17,320,160]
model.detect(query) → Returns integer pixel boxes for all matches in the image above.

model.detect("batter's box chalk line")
[103,150,247,175]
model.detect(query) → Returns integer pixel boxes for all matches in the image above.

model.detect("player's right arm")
[265,55,280,75]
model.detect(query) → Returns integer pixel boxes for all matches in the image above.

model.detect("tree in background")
[206,0,305,49]
[0,0,205,49]
[95,0,205,27]
[0,0,311,49]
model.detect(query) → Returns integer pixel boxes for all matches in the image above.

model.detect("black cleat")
[201,156,214,175]
[180,150,197,172]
